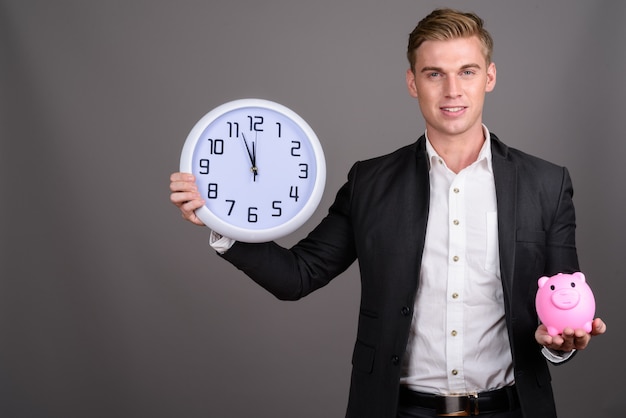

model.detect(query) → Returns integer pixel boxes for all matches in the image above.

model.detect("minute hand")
[241,133,258,181]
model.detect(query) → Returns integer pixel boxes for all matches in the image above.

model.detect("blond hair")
[407,8,494,71]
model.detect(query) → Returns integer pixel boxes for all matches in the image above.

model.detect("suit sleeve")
[544,167,579,275]
[218,164,361,300]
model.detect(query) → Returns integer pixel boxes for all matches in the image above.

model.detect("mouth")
[441,106,466,113]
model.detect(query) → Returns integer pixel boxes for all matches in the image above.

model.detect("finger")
[184,215,205,226]
[170,180,200,193]
[180,201,206,226]
[548,334,564,349]
[591,318,607,336]
[535,327,552,346]
[573,333,591,350]
[170,172,195,182]
[182,197,205,211]
[170,191,202,206]
[169,172,198,193]
[180,199,203,216]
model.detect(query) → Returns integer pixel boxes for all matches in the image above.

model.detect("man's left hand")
[535,317,606,352]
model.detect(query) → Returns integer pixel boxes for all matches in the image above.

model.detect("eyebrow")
[420,63,483,73]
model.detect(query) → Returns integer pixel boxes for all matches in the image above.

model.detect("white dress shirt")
[399,126,516,394]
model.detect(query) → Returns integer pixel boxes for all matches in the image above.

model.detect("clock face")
[180,99,326,243]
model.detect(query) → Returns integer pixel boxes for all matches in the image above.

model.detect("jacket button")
[401,306,411,316]
[391,355,400,365]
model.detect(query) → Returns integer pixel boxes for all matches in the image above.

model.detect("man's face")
[406,36,496,141]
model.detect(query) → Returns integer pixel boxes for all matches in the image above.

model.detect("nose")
[445,76,462,98]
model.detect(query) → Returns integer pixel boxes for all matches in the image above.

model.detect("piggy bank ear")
[538,276,550,288]
[573,272,586,282]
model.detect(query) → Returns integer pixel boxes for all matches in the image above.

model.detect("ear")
[485,62,496,93]
[538,276,550,288]
[406,68,418,99]
[573,272,586,282]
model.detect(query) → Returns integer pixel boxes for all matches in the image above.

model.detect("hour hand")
[241,133,258,181]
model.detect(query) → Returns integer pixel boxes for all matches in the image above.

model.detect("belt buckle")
[435,392,479,417]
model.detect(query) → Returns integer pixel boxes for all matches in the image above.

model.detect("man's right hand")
[169,172,206,226]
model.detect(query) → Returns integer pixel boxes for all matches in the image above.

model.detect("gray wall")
[1,0,623,417]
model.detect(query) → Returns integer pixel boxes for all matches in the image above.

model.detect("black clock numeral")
[199,159,210,174]
[276,122,282,138]
[227,122,239,138]
[298,163,308,179]
[272,201,282,217]
[225,199,235,216]
[248,115,264,132]
[207,138,224,154]
[289,186,299,202]
[290,140,301,157]
[207,183,218,199]
[248,207,258,223]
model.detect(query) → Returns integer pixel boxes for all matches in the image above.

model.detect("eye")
[428,72,441,78]
[550,285,555,291]
[571,282,576,288]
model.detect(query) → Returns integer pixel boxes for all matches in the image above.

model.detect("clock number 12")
[248,116,264,132]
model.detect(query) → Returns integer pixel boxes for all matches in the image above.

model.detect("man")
[170,8,606,418]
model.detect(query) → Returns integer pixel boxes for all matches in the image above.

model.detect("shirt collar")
[425,124,493,173]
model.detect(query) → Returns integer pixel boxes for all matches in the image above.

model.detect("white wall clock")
[180,98,326,243]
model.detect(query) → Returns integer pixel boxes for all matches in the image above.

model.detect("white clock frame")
[180,98,326,243]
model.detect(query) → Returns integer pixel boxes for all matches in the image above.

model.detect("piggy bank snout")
[550,288,580,310]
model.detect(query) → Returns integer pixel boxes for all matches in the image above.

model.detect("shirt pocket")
[485,211,499,274]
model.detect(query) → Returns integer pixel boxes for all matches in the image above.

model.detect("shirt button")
[452,255,459,262]
[453,219,459,226]
[451,330,458,337]
[452,292,459,299]
[391,355,400,365]
[453,188,460,193]
[401,306,411,316]
[452,369,459,376]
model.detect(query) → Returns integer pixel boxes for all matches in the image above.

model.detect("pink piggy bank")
[535,272,595,336]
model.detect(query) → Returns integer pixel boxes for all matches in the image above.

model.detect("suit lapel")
[491,137,517,306]
[396,137,430,272]
[414,138,430,257]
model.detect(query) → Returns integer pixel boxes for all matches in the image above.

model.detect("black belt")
[398,385,520,416]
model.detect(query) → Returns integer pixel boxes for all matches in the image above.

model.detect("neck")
[427,127,486,173]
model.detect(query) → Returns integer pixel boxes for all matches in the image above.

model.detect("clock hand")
[241,133,254,163]
[241,133,258,181]
[252,139,258,181]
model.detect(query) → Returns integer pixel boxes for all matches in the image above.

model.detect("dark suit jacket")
[221,134,579,418]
